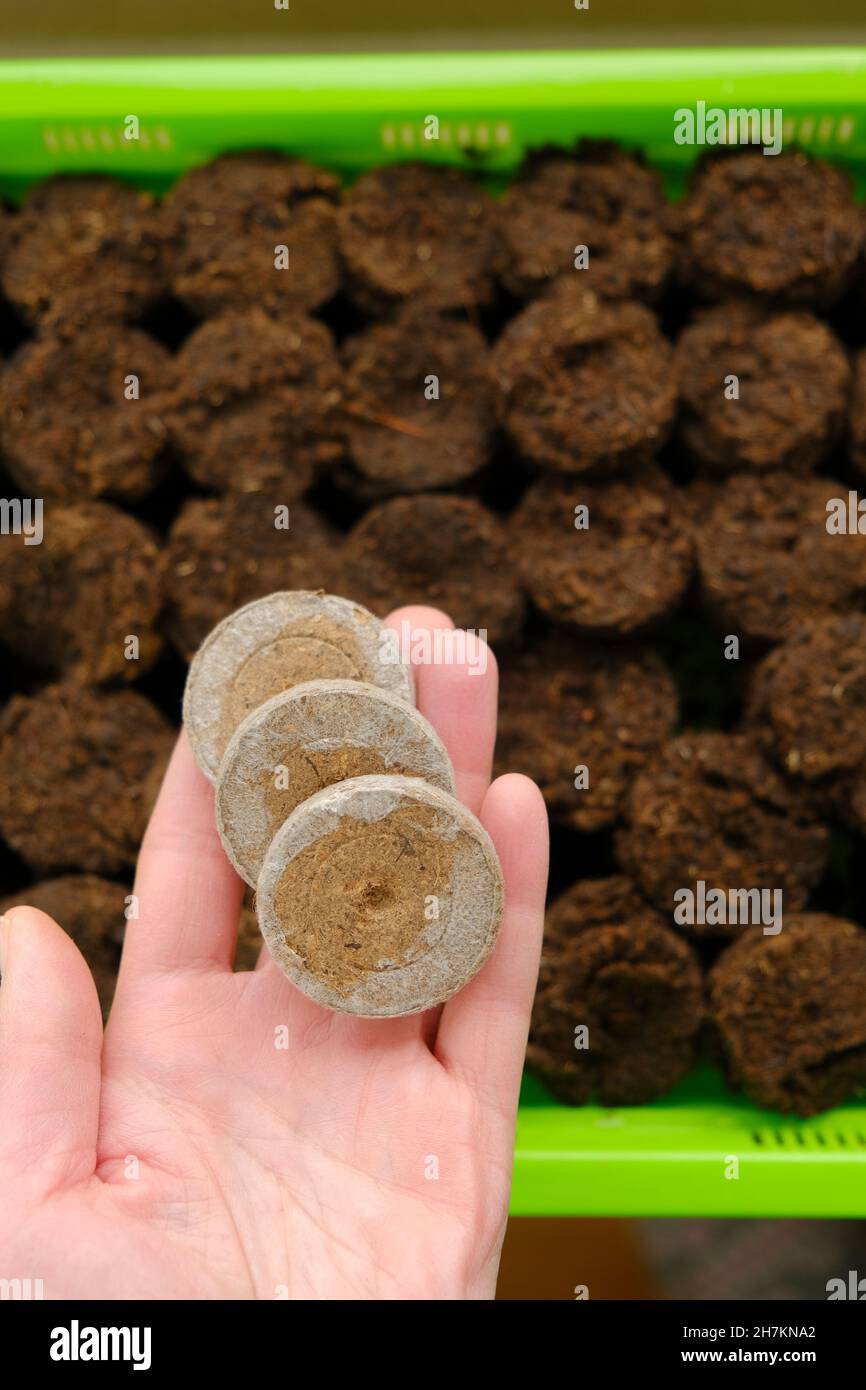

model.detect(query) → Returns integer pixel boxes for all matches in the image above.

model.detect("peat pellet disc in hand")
[184,591,414,782]
[256,775,504,1017]
[216,680,456,886]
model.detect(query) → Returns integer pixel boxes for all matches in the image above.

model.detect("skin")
[0,606,548,1300]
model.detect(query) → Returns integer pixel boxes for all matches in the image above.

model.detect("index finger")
[385,605,498,816]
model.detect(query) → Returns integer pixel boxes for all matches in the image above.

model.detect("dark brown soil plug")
[165,151,342,316]
[495,634,678,832]
[0,499,164,683]
[680,150,863,307]
[499,141,676,303]
[492,285,676,473]
[0,686,174,876]
[709,916,866,1115]
[527,876,704,1105]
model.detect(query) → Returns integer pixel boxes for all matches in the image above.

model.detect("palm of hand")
[0,608,548,1301]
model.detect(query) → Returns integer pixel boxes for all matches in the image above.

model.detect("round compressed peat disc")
[184,590,414,782]
[256,774,504,1017]
[216,679,456,886]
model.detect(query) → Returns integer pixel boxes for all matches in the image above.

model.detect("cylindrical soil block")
[342,308,494,492]
[615,732,829,928]
[216,680,455,886]
[0,500,164,684]
[708,916,866,1116]
[510,467,693,636]
[0,323,171,502]
[165,151,342,317]
[526,876,704,1105]
[694,472,866,645]
[492,286,676,474]
[0,874,126,1020]
[675,303,850,474]
[256,775,503,1017]
[340,493,524,644]
[1,174,170,325]
[499,141,676,303]
[161,308,344,495]
[495,635,678,832]
[337,163,503,315]
[164,495,339,661]
[747,614,866,781]
[680,150,863,307]
[0,686,174,876]
[184,591,414,782]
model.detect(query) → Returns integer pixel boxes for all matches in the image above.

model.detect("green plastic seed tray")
[1,48,865,1217]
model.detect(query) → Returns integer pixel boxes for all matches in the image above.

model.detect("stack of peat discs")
[183,590,503,1017]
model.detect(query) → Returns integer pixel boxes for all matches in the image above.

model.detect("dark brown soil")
[0,323,170,502]
[166,151,342,316]
[339,493,524,643]
[695,472,866,644]
[511,465,693,636]
[708,916,866,1115]
[681,150,863,307]
[499,141,676,302]
[494,635,678,831]
[675,302,850,473]
[615,732,829,927]
[527,878,704,1105]
[1,175,170,325]
[492,285,676,473]
[747,614,866,781]
[0,685,174,876]
[0,874,127,1019]
[342,308,494,491]
[161,309,344,495]
[0,500,164,683]
[164,494,339,660]
[337,163,503,315]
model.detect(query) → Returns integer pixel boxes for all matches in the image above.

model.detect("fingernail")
[0,910,16,977]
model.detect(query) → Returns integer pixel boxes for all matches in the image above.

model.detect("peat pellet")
[510,467,693,636]
[165,151,342,317]
[499,141,676,303]
[527,878,703,1106]
[337,163,503,316]
[680,150,863,307]
[614,732,829,927]
[495,635,678,832]
[747,614,866,781]
[675,303,850,474]
[1,174,169,325]
[184,591,414,783]
[0,685,173,876]
[708,916,866,1116]
[161,309,343,495]
[256,774,503,1017]
[216,680,455,885]
[491,287,676,474]
[342,309,494,491]
[0,323,170,502]
[164,495,338,661]
[340,493,524,644]
[0,500,164,684]
[695,472,866,644]
[0,875,126,1019]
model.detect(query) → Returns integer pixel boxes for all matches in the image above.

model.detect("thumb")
[0,906,102,1190]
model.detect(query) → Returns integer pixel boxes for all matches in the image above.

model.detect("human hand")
[0,606,548,1300]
